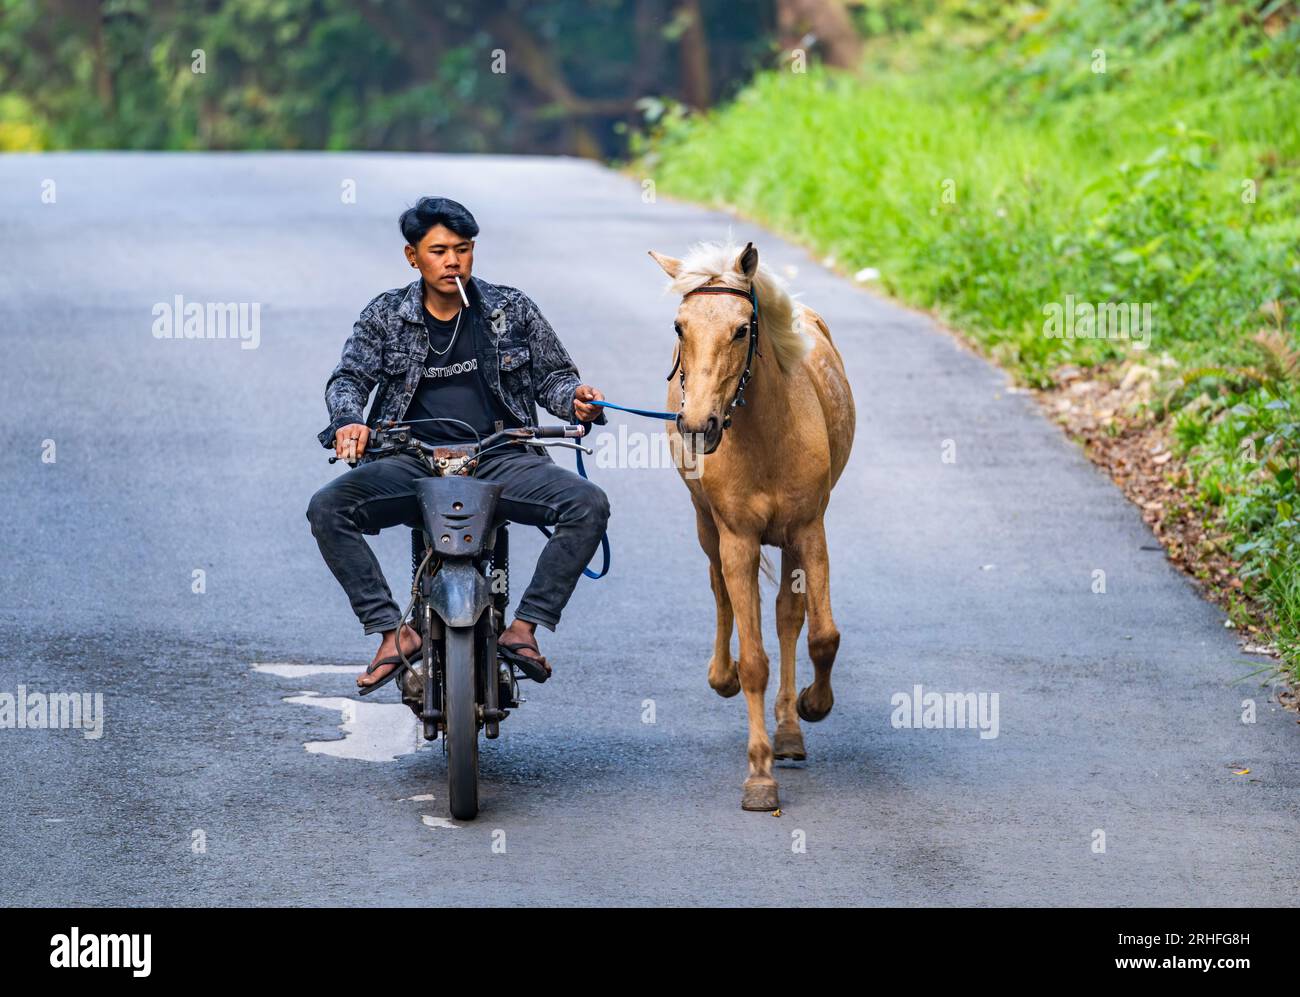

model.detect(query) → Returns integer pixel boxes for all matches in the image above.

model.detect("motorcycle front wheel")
[443,624,479,820]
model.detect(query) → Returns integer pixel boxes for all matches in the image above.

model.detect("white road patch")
[282,692,421,762]
[252,662,361,678]
[421,815,460,830]
[406,796,459,829]
[255,667,447,823]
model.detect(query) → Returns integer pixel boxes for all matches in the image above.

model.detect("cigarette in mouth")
[454,275,470,307]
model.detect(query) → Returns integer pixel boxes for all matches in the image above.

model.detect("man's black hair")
[399,196,480,246]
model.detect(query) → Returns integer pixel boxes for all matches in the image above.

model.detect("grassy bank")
[635,0,1300,676]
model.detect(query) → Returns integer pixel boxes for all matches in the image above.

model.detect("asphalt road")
[1,153,1296,907]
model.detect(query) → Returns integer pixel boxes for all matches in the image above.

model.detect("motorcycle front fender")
[428,560,490,629]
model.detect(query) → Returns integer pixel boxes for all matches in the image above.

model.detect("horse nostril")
[675,414,685,433]
[706,415,719,435]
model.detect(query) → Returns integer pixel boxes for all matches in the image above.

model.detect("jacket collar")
[397,274,500,324]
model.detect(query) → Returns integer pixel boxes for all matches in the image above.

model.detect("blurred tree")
[0,0,864,155]
[775,0,862,69]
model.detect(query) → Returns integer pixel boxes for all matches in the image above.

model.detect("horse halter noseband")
[666,284,762,430]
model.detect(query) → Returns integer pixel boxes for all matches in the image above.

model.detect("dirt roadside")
[1035,357,1296,712]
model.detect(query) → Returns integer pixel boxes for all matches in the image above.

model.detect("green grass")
[635,0,1300,677]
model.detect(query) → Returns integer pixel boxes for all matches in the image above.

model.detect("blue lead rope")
[535,399,674,580]
[573,442,611,578]
[588,399,677,421]
[534,440,610,579]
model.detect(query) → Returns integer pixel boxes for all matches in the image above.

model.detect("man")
[307,196,609,691]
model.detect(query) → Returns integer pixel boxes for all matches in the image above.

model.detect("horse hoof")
[773,728,806,761]
[741,780,780,812]
[796,686,832,723]
[709,670,741,699]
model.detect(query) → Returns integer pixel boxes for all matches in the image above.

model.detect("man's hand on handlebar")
[334,423,370,463]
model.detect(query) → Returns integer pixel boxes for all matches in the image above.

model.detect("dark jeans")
[307,449,610,635]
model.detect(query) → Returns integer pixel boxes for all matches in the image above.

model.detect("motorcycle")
[329,422,591,819]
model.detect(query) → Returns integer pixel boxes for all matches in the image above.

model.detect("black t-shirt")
[406,306,518,445]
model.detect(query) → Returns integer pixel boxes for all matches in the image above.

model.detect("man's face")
[405,224,474,292]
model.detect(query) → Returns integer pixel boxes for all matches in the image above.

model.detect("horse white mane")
[665,241,810,375]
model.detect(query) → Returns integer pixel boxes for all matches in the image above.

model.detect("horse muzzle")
[676,413,722,455]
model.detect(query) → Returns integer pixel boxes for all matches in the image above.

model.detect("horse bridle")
[665,284,762,430]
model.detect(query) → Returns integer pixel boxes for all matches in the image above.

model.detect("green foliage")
[0,0,772,155]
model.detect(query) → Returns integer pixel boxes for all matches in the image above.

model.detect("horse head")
[649,241,763,455]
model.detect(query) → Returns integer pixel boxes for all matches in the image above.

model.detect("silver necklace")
[426,307,463,358]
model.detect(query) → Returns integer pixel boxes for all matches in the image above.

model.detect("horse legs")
[718,526,778,811]
[794,520,840,723]
[695,507,739,698]
[773,547,807,760]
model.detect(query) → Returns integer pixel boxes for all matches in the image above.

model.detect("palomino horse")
[649,240,855,811]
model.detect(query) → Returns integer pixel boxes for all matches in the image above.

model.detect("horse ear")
[735,241,758,278]
[648,249,683,279]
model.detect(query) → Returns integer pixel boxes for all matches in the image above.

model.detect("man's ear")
[734,241,758,279]
[648,249,683,279]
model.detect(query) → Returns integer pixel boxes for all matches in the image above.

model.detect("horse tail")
[760,550,777,585]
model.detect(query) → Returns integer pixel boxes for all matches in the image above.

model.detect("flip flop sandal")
[498,641,551,684]
[358,640,422,697]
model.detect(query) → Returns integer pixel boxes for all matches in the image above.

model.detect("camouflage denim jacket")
[317,275,606,450]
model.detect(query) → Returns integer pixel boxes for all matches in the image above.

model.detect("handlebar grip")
[534,425,577,439]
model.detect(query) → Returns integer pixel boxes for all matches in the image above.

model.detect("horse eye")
[674,322,683,338]
[733,324,748,340]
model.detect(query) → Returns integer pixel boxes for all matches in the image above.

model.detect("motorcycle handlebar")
[328,423,584,465]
